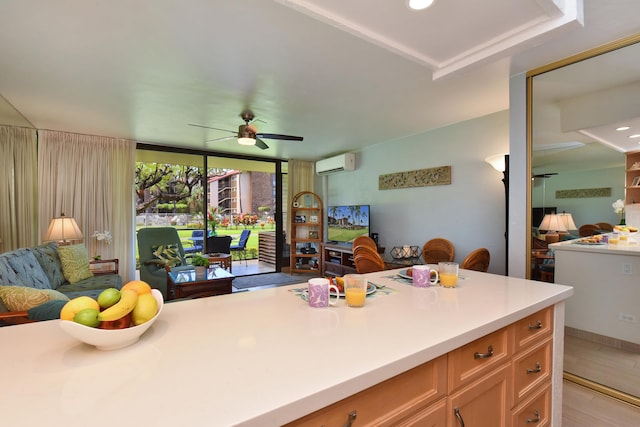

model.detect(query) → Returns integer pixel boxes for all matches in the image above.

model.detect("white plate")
[398,269,412,280]
[330,283,376,297]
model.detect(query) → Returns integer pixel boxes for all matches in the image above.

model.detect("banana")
[98,289,138,322]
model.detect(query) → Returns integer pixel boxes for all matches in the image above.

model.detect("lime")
[73,308,101,328]
[97,288,121,309]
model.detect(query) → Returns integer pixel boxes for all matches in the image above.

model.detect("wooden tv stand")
[322,243,357,276]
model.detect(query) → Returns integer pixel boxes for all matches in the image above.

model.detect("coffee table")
[206,253,232,273]
[167,266,234,300]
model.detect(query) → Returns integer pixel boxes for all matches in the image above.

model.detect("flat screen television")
[327,205,370,244]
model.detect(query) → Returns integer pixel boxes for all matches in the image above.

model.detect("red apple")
[98,313,132,329]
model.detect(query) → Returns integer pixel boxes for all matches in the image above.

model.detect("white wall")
[531,166,625,228]
[324,111,510,275]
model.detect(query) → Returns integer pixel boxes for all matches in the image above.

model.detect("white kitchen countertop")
[551,233,640,255]
[0,269,572,426]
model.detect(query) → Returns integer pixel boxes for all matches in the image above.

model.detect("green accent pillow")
[0,286,69,311]
[27,299,67,320]
[57,244,94,284]
[151,244,183,268]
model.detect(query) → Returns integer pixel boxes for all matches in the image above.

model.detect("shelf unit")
[626,151,640,204]
[290,191,323,274]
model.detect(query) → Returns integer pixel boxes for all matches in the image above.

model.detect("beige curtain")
[38,130,137,281]
[286,160,315,244]
[0,126,38,251]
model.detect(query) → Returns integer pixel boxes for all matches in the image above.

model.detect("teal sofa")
[0,242,122,315]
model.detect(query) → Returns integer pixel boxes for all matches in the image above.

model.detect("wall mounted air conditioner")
[316,153,356,175]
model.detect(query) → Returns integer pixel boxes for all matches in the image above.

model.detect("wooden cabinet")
[626,151,640,204]
[287,306,555,426]
[290,191,322,274]
[284,355,447,427]
[323,243,357,276]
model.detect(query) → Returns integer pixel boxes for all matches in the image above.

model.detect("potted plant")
[191,254,209,277]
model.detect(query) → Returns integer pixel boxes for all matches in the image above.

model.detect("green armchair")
[137,227,194,300]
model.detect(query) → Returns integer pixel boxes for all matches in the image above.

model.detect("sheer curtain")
[0,125,38,251]
[38,130,136,281]
[286,159,315,244]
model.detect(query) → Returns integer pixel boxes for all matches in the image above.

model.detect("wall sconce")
[485,153,509,275]
[44,213,83,245]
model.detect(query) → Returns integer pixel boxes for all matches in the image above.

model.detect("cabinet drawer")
[395,397,446,427]
[512,336,552,403]
[513,307,553,353]
[324,262,344,276]
[448,327,512,392]
[511,383,551,427]
[285,355,447,427]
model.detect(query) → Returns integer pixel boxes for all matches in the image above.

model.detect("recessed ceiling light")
[630,134,640,139]
[616,126,631,131]
[407,0,435,10]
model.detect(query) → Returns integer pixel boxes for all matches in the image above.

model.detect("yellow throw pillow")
[57,244,94,284]
[0,286,69,312]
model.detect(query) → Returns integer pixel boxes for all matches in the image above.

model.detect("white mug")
[308,278,340,308]
[412,265,439,287]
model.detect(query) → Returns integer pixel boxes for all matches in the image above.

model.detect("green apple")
[73,308,101,328]
[97,288,121,309]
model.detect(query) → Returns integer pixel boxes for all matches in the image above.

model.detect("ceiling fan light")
[407,0,435,10]
[238,137,256,146]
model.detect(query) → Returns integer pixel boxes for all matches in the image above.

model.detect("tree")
[135,162,204,215]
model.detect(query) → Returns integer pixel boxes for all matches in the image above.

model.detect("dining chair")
[595,222,614,232]
[460,248,491,272]
[352,244,381,259]
[578,224,601,237]
[422,238,455,264]
[352,235,377,251]
[353,252,385,273]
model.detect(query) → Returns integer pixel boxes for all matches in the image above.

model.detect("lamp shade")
[485,153,508,172]
[45,214,83,243]
[538,213,567,233]
[558,212,577,231]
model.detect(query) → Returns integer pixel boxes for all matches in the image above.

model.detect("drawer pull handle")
[474,345,494,359]
[454,407,466,427]
[526,410,541,423]
[528,320,543,330]
[342,410,357,427]
[527,362,542,374]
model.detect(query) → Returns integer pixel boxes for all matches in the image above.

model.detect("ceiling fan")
[189,109,304,150]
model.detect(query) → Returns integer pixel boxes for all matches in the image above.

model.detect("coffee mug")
[308,278,340,308]
[412,265,439,287]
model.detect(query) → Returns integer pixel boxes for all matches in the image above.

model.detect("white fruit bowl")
[59,289,164,351]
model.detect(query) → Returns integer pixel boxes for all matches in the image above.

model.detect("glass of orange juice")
[344,274,367,307]
[438,262,459,288]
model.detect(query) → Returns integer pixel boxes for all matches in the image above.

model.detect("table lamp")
[538,213,567,243]
[44,213,83,245]
[557,212,577,235]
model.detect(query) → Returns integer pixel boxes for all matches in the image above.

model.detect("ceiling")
[1,0,640,161]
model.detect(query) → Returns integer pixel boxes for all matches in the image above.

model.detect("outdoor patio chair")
[230,229,251,265]
[184,229,205,254]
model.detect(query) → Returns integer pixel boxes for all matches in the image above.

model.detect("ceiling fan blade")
[255,138,269,150]
[256,133,303,141]
[206,135,236,143]
[188,123,235,134]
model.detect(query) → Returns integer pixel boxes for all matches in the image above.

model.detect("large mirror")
[528,34,640,404]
